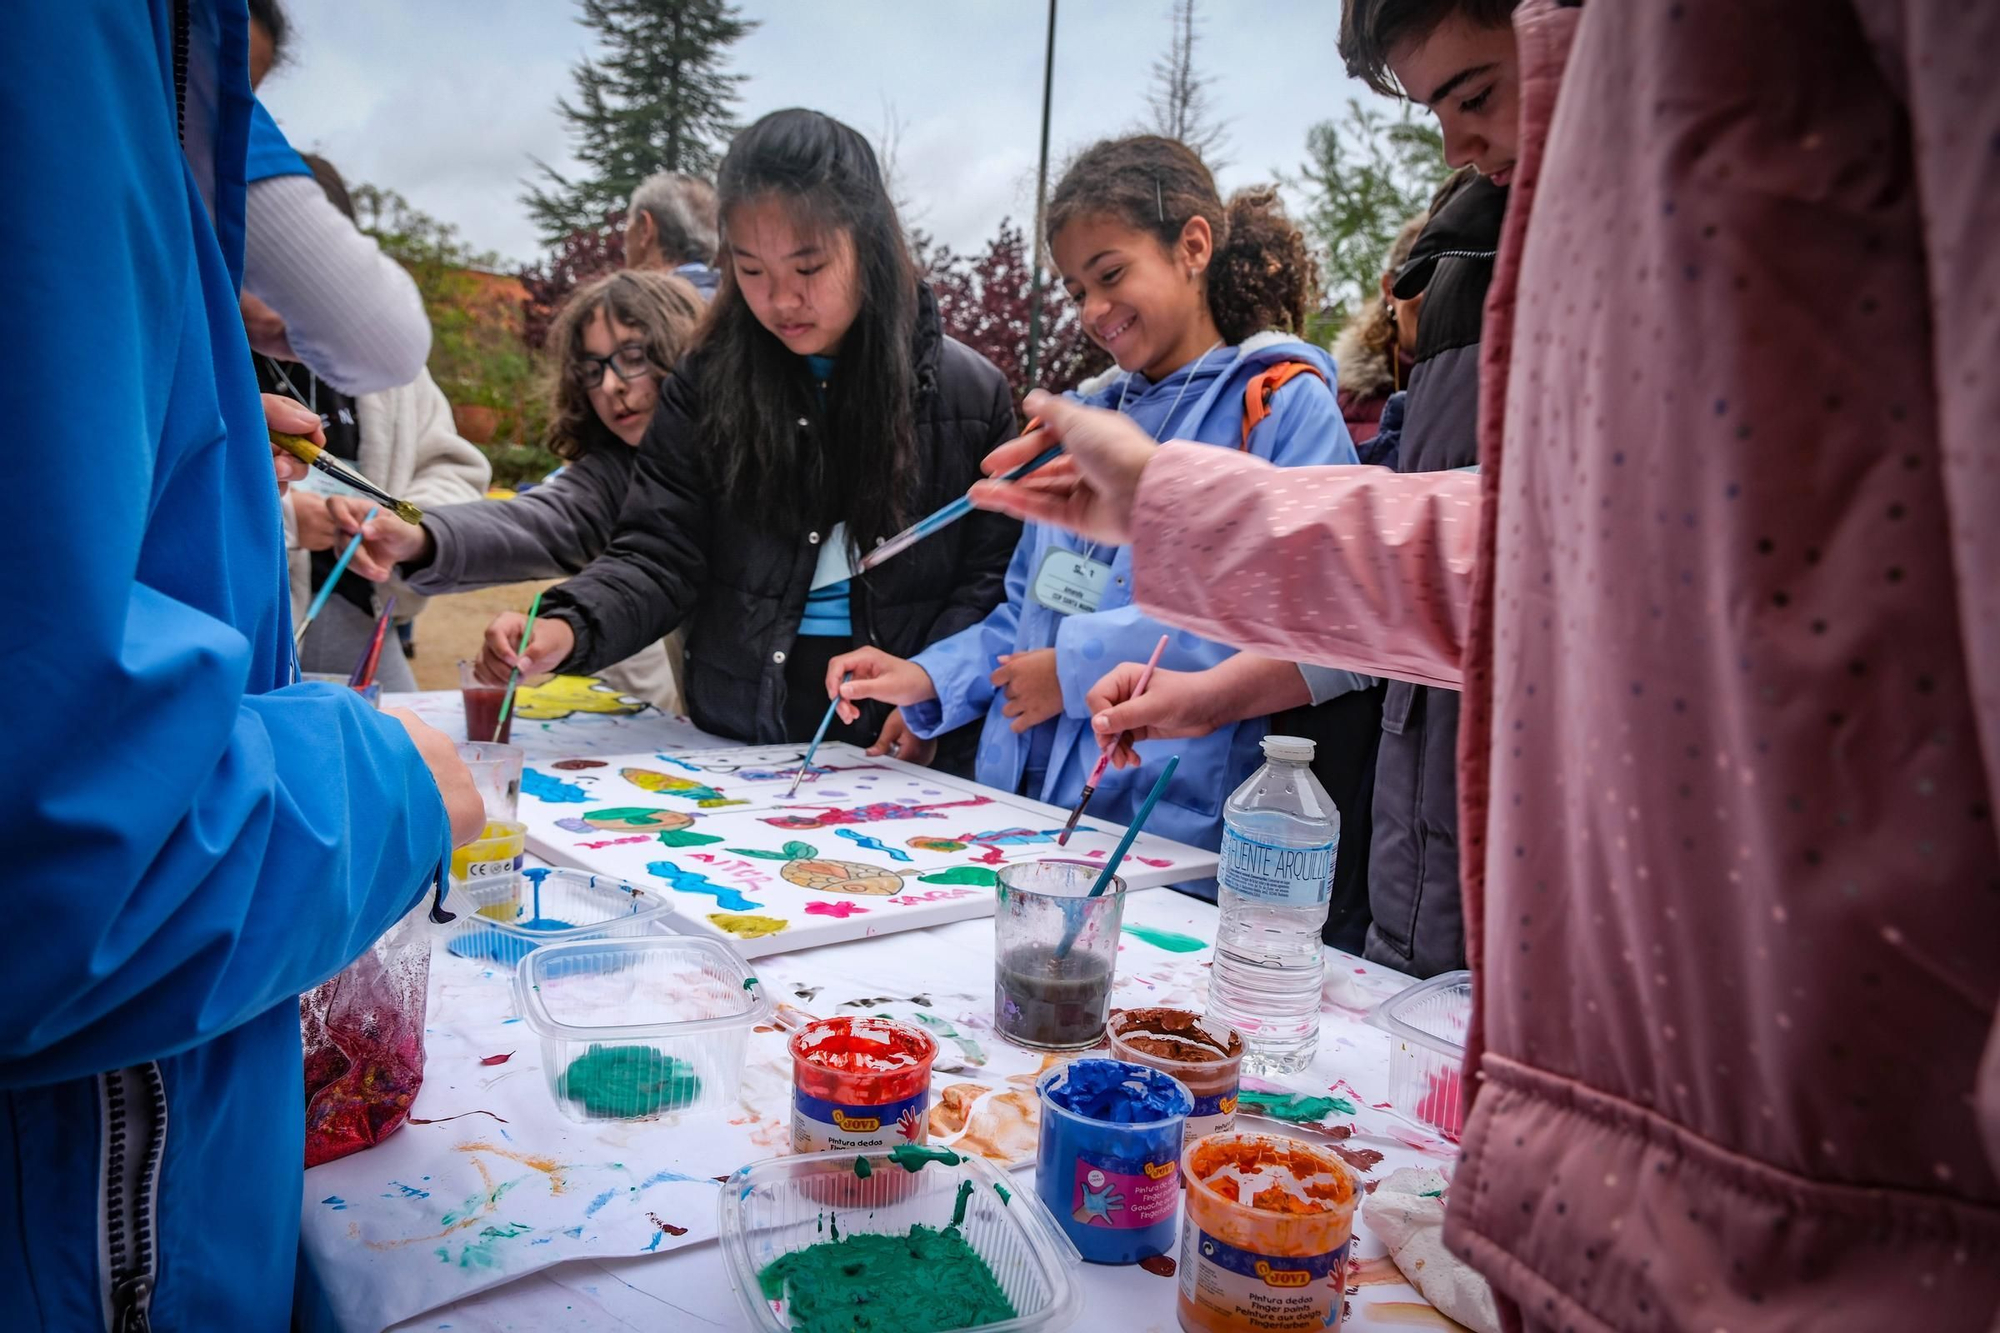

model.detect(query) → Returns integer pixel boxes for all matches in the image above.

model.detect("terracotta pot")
[452,404,500,444]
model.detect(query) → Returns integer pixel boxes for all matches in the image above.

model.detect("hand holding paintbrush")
[1058,634,1169,845]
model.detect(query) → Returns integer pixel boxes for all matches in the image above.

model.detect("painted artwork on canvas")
[514,742,1218,957]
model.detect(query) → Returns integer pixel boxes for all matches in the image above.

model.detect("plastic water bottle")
[1206,735,1339,1077]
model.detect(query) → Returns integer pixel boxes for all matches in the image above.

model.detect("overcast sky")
[260,1,1379,267]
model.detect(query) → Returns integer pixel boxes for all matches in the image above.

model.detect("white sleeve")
[242,174,432,396]
[1298,663,1375,704]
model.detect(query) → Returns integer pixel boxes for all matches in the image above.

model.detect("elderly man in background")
[623,171,721,298]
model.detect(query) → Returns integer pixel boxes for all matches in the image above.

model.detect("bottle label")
[1178,1226,1349,1330]
[1218,829,1335,906]
[792,1086,929,1153]
[1069,1150,1180,1229]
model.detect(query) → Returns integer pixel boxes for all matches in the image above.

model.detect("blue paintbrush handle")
[856,443,1064,576]
[295,505,379,638]
[789,674,850,796]
[1087,754,1178,898]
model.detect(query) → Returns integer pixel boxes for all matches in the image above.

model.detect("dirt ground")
[402,579,559,689]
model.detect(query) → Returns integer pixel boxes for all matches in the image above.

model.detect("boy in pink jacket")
[977,0,2000,1327]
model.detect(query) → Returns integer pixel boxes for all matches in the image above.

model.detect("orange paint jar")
[1176,1132,1360,1333]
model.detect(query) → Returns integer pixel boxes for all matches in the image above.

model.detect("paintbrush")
[812,432,1060,591]
[789,672,851,798]
[492,590,543,742]
[1054,755,1178,961]
[1058,633,1170,845]
[295,506,378,647]
[350,595,397,688]
[270,430,424,525]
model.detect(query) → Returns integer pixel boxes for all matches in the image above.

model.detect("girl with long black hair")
[478,109,1019,756]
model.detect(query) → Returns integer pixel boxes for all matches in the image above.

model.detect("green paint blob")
[729,841,820,860]
[908,1011,988,1066]
[560,1044,702,1118]
[655,829,723,847]
[886,1143,963,1173]
[994,1183,1011,1205]
[1122,924,1207,953]
[854,1155,873,1179]
[949,1179,976,1229]
[757,1225,1016,1333]
[916,866,999,887]
[1235,1090,1359,1122]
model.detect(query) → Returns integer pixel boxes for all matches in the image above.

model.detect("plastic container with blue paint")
[449,866,674,966]
[1035,1058,1192,1264]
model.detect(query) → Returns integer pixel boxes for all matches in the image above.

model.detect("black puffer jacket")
[541,287,1021,746]
[1364,174,1506,978]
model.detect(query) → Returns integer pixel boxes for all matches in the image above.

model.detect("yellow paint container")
[451,820,527,920]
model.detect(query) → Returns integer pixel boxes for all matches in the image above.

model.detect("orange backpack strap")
[1240,361,1327,450]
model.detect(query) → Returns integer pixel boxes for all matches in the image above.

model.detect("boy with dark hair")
[1340,0,1520,977]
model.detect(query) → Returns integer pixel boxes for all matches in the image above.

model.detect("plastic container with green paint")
[514,935,769,1123]
[720,1146,1083,1332]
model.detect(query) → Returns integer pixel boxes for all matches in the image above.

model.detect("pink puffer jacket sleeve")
[1852,0,2000,1187]
[1128,442,1479,689]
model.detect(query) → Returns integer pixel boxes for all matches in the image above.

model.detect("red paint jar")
[789,1016,938,1153]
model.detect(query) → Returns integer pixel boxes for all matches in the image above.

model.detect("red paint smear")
[647,1212,689,1237]
[479,1051,514,1066]
[407,1109,510,1126]
[1139,1254,1177,1277]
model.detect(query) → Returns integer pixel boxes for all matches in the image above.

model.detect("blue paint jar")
[1035,1058,1192,1264]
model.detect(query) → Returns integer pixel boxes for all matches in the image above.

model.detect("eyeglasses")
[570,342,659,388]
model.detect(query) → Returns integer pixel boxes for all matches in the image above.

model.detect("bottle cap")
[1261,734,1315,763]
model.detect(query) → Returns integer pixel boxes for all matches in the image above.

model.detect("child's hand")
[869,711,937,766]
[263,392,321,496]
[291,492,341,552]
[826,646,937,725]
[382,707,486,846]
[478,612,574,684]
[991,648,1062,733]
[1085,664,1218,768]
[329,495,427,581]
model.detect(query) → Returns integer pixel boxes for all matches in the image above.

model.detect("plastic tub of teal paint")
[719,1146,1083,1332]
[1367,969,1471,1140]
[514,935,769,1123]
[449,866,674,967]
[1035,1059,1192,1265]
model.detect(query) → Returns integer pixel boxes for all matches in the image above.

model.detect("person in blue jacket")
[827,136,1358,869]
[0,4,482,1329]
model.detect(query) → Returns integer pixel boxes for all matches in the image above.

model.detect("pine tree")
[1145,0,1228,166]
[1294,99,1448,332]
[523,0,756,246]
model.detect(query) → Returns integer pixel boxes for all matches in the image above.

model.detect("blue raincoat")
[904,336,1357,863]
[0,3,448,1328]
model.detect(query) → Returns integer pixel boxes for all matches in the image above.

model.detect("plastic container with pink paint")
[1367,969,1472,1139]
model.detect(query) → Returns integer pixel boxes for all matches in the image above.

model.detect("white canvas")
[514,742,1218,957]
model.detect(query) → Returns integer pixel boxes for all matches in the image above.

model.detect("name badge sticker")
[1030,549,1113,615]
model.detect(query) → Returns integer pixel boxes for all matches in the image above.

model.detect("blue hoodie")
[0,4,448,1328]
[904,335,1357,867]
